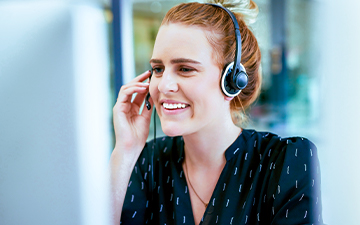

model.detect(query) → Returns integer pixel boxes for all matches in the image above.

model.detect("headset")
[209,3,248,97]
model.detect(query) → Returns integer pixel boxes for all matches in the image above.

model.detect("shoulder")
[242,129,317,163]
[241,129,320,187]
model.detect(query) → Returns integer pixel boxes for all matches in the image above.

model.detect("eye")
[179,67,193,72]
[152,67,164,75]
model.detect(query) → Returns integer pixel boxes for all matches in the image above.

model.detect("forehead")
[152,23,214,63]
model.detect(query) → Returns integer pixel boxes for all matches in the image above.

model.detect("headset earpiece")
[221,62,248,97]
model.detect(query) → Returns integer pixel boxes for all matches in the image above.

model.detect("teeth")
[163,102,186,109]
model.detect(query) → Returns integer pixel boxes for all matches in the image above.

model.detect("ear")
[224,96,234,101]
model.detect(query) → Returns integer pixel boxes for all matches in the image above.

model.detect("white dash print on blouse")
[295,148,298,157]
[310,148,313,156]
[230,216,234,224]
[128,181,132,187]
[268,149,272,157]
[257,213,260,221]
[176,197,179,205]
[249,170,252,178]
[180,171,183,178]
[165,161,169,167]
[254,140,257,147]
[170,193,173,201]
[296,180,298,188]
[245,152,248,160]
[287,166,290,174]
[304,164,307,171]
[286,209,289,218]
[212,198,216,206]
[216,215,219,223]
[245,215,248,224]
[278,185,281,194]
[131,195,134,202]
[160,204,163,212]
[304,210,307,218]
[132,211,137,218]
[185,186,188,194]
[239,184,242,192]
[312,179,315,187]
[223,183,226,191]
[299,193,304,201]
[142,158,145,165]
[226,199,230,207]
[234,147,239,154]
[234,167,238,175]
[163,147,167,153]
[183,216,186,224]
[259,164,262,172]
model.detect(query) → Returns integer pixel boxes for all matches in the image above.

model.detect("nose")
[157,70,179,94]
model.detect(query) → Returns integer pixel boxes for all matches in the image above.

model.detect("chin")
[161,126,183,137]
[160,121,189,137]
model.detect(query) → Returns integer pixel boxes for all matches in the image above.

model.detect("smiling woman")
[110,1,323,225]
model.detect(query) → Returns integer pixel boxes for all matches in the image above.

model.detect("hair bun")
[207,0,259,24]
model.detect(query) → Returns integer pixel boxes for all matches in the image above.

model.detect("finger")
[129,70,152,84]
[116,84,149,104]
[115,70,151,102]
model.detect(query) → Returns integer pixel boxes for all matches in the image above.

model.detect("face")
[149,23,231,137]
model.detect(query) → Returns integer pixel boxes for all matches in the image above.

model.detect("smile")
[162,102,187,109]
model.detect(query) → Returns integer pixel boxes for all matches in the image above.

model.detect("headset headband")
[205,3,242,83]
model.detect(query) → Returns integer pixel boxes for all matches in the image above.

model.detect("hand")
[113,70,153,160]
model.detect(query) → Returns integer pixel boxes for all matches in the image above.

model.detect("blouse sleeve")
[120,143,153,225]
[269,137,323,225]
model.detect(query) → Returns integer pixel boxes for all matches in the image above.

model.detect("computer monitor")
[0,2,111,225]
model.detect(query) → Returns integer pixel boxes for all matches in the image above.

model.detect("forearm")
[109,149,139,225]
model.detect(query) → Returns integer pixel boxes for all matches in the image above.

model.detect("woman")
[110,1,323,224]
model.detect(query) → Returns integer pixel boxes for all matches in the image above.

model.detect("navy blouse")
[121,129,323,225]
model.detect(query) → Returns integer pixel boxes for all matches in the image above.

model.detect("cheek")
[149,80,158,98]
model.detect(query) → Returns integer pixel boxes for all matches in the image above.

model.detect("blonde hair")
[161,0,262,126]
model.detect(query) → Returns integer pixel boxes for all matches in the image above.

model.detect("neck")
[183,120,241,169]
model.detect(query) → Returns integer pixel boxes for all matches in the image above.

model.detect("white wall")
[0,1,111,225]
[319,0,360,224]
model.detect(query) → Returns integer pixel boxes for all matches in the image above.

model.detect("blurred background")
[0,0,359,224]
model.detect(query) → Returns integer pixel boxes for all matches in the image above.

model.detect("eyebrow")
[149,58,201,64]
